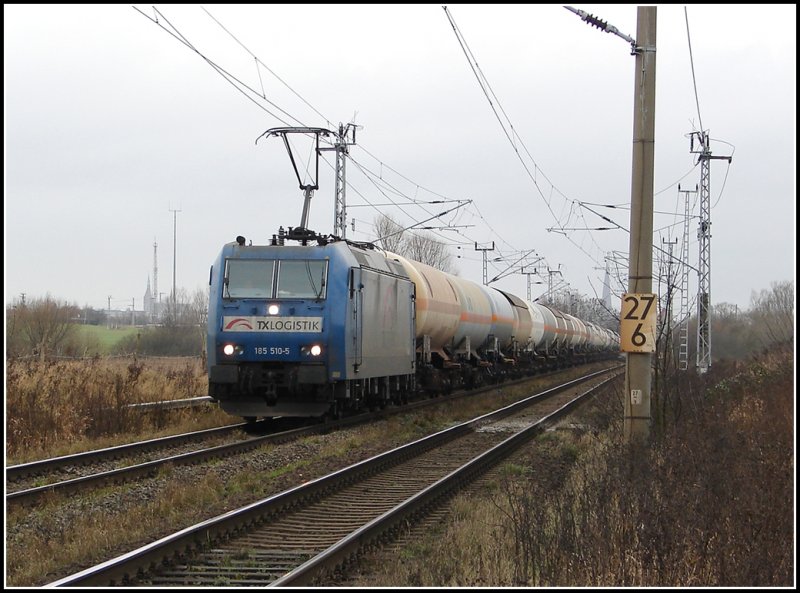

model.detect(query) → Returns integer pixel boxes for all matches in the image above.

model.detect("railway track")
[5,418,312,507]
[7,363,610,508]
[7,422,249,482]
[46,366,621,587]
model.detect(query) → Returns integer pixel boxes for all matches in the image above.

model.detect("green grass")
[74,324,140,354]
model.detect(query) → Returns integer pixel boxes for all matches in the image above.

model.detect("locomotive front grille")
[219,362,327,395]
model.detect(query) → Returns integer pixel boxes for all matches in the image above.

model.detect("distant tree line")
[5,280,792,364]
[5,287,209,360]
[661,280,794,365]
[645,279,794,437]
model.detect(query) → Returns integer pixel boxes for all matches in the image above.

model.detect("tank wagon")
[207,230,620,420]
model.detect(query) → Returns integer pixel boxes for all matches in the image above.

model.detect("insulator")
[586,13,608,31]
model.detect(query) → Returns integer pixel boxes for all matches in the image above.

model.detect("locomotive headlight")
[222,343,243,356]
[301,344,323,356]
[268,304,280,315]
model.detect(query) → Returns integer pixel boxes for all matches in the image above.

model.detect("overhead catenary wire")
[135,5,585,297]
[136,5,461,247]
[444,6,625,274]
[200,5,335,129]
[133,6,311,129]
[444,6,704,281]
[709,139,736,209]
[684,6,704,135]
[141,5,511,261]
[196,4,500,253]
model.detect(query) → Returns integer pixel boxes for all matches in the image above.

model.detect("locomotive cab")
[207,237,416,419]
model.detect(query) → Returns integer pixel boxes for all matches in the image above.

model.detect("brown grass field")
[5,346,794,586]
[5,356,233,463]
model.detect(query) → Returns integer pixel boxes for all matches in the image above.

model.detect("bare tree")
[11,296,79,360]
[161,287,191,327]
[6,304,25,358]
[404,231,455,273]
[373,214,456,273]
[749,280,794,347]
[187,286,209,367]
[373,213,405,253]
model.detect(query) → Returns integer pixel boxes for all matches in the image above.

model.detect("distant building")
[143,276,161,323]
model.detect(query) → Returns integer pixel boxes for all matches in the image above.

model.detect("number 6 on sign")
[620,293,657,352]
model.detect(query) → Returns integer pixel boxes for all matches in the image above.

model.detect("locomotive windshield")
[277,260,327,299]
[224,259,275,298]
[223,258,327,299]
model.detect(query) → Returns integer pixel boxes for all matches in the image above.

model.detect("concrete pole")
[624,6,657,442]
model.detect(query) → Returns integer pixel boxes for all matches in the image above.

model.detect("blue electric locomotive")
[207,232,416,419]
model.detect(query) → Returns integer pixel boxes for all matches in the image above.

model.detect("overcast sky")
[5,4,796,314]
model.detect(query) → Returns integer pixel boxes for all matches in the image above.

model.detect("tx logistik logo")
[224,318,253,330]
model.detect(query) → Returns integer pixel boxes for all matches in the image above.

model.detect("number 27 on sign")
[620,293,657,353]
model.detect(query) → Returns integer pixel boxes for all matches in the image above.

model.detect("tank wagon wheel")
[442,377,453,395]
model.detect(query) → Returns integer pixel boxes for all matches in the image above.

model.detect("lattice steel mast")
[689,131,731,374]
[677,184,697,370]
[330,123,357,239]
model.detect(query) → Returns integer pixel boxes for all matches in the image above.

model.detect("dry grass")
[5,469,229,586]
[352,344,794,587]
[5,364,612,587]
[5,356,234,463]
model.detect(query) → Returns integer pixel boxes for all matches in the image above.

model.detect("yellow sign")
[620,293,657,352]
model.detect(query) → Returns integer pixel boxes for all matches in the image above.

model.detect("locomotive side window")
[277,260,328,299]
[224,259,275,298]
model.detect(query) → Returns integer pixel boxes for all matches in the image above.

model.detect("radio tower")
[689,131,732,374]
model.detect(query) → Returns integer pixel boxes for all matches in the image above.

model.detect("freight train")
[207,227,620,420]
